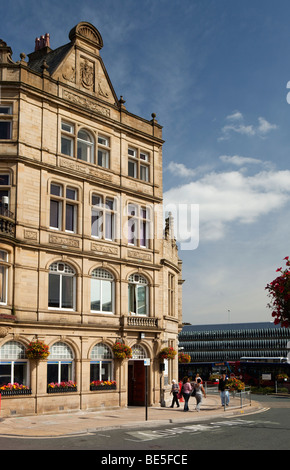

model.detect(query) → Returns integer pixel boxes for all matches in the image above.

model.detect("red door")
[128,361,146,406]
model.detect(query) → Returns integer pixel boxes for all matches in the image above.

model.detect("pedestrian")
[170,380,180,408]
[218,372,230,407]
[193,378,206,412]
[182,377,192,412]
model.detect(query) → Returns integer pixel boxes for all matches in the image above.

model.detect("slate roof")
[28,42,72,75]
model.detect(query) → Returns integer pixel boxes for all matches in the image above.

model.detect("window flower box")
[0,383,32,396]
[47,381,77,393]
[90,380,117,391]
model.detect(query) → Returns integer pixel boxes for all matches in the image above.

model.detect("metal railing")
[204,382,252,411]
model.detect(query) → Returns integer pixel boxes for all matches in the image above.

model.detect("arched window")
[131,344,146,360]
[48,261,76,310]
[128,274,148,316]
[91,268,114,313]
[77,129,94,163]
[0,341,28,387]
[47,342,74,385]
[90,343,113,382]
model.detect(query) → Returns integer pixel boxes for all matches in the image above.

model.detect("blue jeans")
[220,390,229,406]
[183,392,190,411]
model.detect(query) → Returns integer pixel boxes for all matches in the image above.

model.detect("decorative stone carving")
[0,326,11,337]
[80,59,94,90]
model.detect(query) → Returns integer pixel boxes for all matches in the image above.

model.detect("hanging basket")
[112,342,132,360]
[178,352,191,363]
[159,347,177,360]
[26,340,50,360]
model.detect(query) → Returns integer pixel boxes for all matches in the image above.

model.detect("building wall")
[0,23,183,416]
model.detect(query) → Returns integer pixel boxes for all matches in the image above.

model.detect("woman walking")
[170,380,180,408]
[182,377,192,412]
[193,378,206,411]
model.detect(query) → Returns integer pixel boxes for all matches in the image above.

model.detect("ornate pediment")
[69,22,103,50]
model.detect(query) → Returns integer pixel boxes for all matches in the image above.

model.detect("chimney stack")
[34,33,50,51]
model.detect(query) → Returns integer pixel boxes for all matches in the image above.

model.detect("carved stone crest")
[80,59,94,89]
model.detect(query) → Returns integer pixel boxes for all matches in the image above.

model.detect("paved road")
[0,395,289,454]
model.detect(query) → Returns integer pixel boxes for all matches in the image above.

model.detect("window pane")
[101,362,111,381]
[65,203,75,232]
[128,148,136,157]
[140,152,148,161]
[98,149,109,168]
[140,165,149,181]
[14,363,27,385]
[128,217,136,245]
[47,363,58,384]
[91,278,101,311]
[61,136,73,156]
[0,122,11,139]
[105,212,113,239]
[0,265,6,303]
[61,363,71,381]
[50,184,61,196]
[128,284,136,313]
[137,285,146,315]
[48,274,60,308]
[0,107,12,115]
[91,209,102,237]
[50,200,61,229]
[66,188,76,200]
[140,221,147,247]
[128,160,136,178]
[0,175,10,185]
[90,363,100,382]
[92,195,102,206]
[61,122,74,133]
[102,280,112,312]
[0,364,11,386]
[78,130,91,142]
[61,275,74,309]
[98,136,108,146]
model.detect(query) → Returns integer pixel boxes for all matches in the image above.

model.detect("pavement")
[0,394,266,439]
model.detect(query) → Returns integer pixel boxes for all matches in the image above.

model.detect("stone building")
[0,22,183,417]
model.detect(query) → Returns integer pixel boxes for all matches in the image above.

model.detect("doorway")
[128,360,146,406]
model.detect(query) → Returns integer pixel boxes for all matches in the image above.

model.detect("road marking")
[124,418,279,442]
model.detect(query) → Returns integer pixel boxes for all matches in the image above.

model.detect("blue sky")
[3,0,290,325]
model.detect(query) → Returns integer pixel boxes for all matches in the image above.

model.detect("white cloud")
[219,155,263,166]
[257,116,278,135]
[164,169,290,242]
[167,162,197,178]
[218,111,278,141]
[219,154,273,170]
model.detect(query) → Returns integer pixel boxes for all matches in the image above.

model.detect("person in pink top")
[181,377,192,411]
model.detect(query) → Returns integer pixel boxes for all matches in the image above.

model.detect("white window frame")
[77,129,94,163]
[128,273,149,316]
[91,194,116,241]
[127,204,151,248]
[47,342,74,384]
[48,262,76,311]
[91,268,114,314]
[97,135,110,168]
[0,341,29,387]
[49,183,78,233]
[90,343,114,382]
[128,147,150,182]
